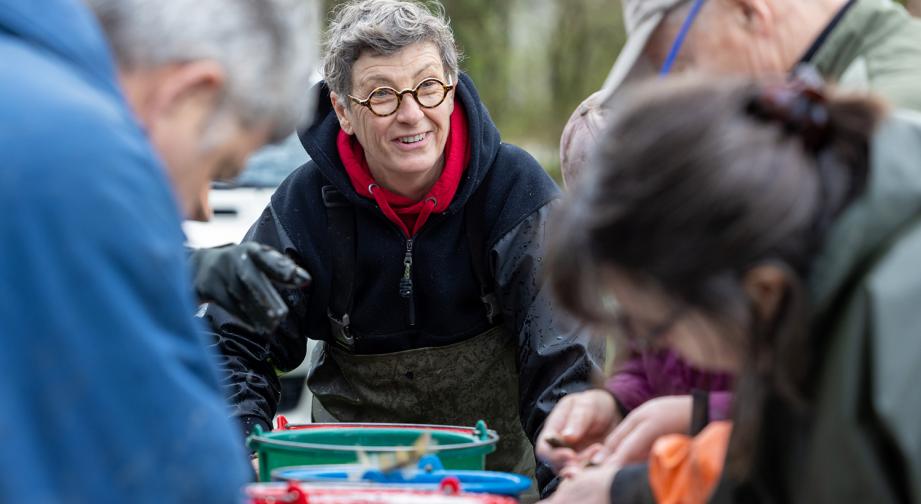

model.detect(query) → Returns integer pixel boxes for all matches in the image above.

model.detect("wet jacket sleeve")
[205,205,312,437]
[491,202,604,490]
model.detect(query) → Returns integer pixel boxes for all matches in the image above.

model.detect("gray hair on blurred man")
[88,0,320,336]
[88,0,318,220]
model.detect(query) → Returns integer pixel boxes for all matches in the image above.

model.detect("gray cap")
[560,0,688,187]
[601,0,690,96]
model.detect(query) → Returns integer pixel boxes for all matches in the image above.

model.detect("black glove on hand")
[188,242,311,334]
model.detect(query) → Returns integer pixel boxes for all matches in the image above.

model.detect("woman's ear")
[330,92,354,135]
[743,263,789,321]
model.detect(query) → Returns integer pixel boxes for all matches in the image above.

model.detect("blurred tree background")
[320,0,627,181]
[318,0,921,180]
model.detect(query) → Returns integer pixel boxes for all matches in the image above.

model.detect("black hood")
[297,73,502,215]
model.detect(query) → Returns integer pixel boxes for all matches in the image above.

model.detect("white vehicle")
[186,133,315,424]
[184,134,308,248]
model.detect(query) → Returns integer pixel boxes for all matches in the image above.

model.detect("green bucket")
[247,420,498,482]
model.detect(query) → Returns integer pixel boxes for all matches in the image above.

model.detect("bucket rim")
[247,427,499,453]
[279,422,483,433]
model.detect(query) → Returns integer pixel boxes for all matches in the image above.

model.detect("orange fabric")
[648,421,732,504]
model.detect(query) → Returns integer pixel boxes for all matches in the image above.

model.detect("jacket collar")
[810,110,921,316]
[808,0,914,82]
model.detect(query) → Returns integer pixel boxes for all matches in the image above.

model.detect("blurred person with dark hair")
[0,0,316,500]
[542,76,921,503]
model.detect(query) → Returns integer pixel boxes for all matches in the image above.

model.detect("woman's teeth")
[399,133,425,144]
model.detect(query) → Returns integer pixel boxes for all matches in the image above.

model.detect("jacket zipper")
[398,237,416,326]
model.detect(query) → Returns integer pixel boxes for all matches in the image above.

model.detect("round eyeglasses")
[348,78,455,117]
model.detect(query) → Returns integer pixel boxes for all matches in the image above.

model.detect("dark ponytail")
[745,77,882,239]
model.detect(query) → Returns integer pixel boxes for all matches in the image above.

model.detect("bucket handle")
[439,476,461,495]
[474,420,488,441]
[276,415,290,430]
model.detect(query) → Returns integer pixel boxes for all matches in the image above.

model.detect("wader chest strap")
[464,187,501,325]
[322,185,357,351]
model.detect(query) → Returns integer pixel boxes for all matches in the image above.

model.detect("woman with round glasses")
[207,0,598,495]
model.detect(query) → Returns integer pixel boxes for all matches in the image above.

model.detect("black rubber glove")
[188,243,311,334]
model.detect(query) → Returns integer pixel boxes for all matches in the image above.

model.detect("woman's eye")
[370,89,393,100]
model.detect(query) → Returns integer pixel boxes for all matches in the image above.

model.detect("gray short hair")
[323,0,460,98]
[87,0,318,140]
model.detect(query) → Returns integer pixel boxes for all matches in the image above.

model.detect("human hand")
[538,461,620,504]
[189,242,311,334]
[536,389,621,473]
[588,395,692,468]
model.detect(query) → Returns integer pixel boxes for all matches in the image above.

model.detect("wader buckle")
[481,292,500,325]
[328,310,355,351]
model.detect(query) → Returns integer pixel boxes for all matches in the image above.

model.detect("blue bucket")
[271,455,532,497]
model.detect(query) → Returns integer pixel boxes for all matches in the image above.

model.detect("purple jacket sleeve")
[606,353,655,414]
[708,391,734,421]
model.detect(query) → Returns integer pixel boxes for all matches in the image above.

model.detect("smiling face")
[330,42,455,198]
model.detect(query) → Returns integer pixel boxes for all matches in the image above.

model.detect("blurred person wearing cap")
[561,0,921,189]
[0,0,315,501]
[545,0,921,481]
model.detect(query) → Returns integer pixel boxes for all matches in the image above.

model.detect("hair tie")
[746,79,830,153]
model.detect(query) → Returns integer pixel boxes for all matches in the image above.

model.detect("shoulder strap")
[464,185,501,325]
[322,185,358,351]
[690,389,711,436]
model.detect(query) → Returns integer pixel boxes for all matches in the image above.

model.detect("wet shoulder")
[474,142,561,247]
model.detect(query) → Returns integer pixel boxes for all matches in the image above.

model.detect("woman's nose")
[395,93,425,123]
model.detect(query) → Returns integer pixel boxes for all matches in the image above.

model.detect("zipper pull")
[399,238,416,326]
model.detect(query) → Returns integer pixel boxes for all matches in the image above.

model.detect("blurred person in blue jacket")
[0,0,315,501]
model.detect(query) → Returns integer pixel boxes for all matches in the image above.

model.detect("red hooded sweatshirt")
[336,106,470,237]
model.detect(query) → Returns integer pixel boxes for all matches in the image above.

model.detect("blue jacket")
[0,0,249,502]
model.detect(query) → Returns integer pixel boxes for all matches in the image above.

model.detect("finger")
[250,245,311,287]
[560,442,602,476]
[543,395,576,435]
[604,427,651,468]
[542,447,577,472]
[578,443,603,465]
[592,409,642,464]
[236,267,289,333]
[559,464,579,480]
[560,395,599,445]
[537,399,575,452]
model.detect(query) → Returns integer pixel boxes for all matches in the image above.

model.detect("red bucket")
[246,481,517,504]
